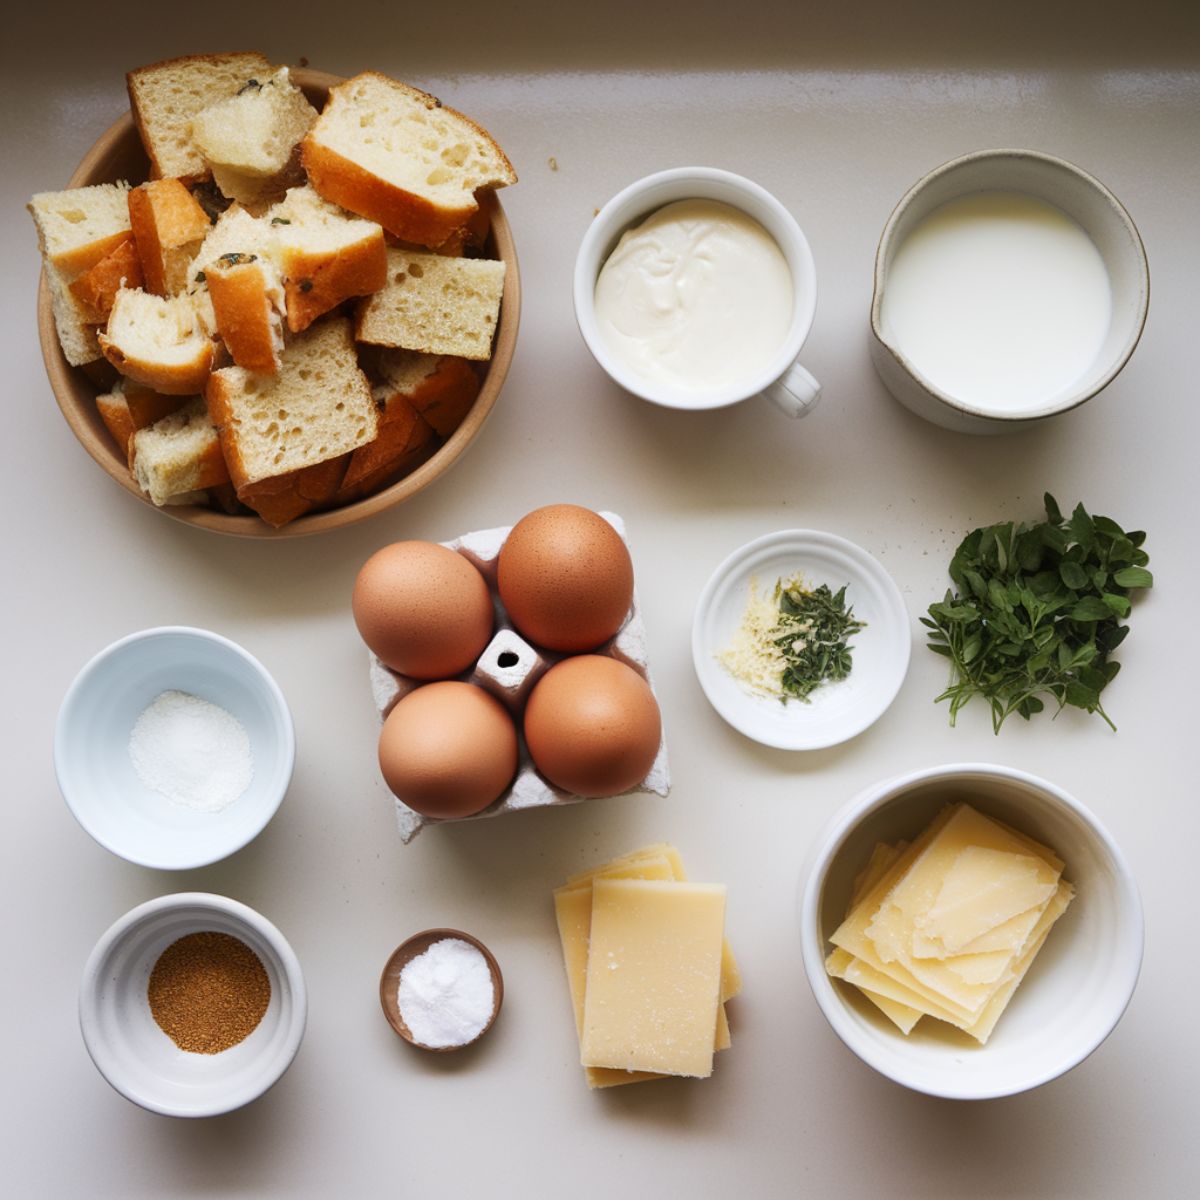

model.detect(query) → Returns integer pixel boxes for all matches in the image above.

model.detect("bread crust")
[340,393,435,495]
[96,386,186,462]
[98,330,214,395]
[69,236,143,323]
[301,139,476,249]
[126,52,273,182]
[405,356,480,437]
[128,180,213,295]
[206,259,281,373]
[301,72,514,247]
[236,454,350,526]
[280,230,387,332]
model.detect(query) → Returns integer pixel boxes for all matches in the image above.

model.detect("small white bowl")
[798,764,1143,1100]
[55,627,295,869]
[692,530,910,750]
[80,892,307,1117]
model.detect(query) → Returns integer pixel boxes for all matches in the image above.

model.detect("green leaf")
[1068,597,1112,621]
[1113,566,1154,589]
[1059,561,1089,590]
[963,569,989,601]
[1102,593,1132,618]
[1070,503,1096,552]
[1044,493,1063,524]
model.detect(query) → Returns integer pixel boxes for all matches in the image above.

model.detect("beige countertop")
[4,2,1198,1196]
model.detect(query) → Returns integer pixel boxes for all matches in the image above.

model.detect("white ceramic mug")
[574,167,821,418]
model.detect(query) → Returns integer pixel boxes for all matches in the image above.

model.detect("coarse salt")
[129,690,254,813]
[398,938,495,1049]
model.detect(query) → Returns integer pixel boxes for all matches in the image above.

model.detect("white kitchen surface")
[4,2,1198,1195]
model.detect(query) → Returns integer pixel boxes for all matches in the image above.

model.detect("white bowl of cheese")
[798,763,1143,1099]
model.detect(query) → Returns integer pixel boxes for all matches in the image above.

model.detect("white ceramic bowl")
[55,627,295,869]
[80,893,307,1117]
[692,530,910,750]
[574,167,821,417]
[799,764,1143,1099]
[870,148,1149,434]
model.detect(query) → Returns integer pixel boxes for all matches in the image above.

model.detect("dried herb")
[298,278,313,293]
[774,580,867,703]
[236,78,263,95]
[923,494,1153,732]
[270,217,291,225]
[217,252,257,266]
[193,270,206,284]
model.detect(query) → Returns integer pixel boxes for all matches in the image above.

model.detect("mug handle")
[765,362,821,419]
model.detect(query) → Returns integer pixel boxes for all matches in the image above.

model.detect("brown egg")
[497,504,633,652]
[379,682,518,818]
[353,541,493,679]
[524,656,661,797]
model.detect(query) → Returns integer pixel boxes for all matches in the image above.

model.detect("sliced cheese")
[826,948,923,1034]
[565,844,742,1002]
[581,879,726,1078]
[850,841,905,909]
[826,805,1075,1044]
[914,845,1058,955]
[554,851,732,1090]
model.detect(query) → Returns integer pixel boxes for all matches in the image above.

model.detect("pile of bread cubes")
[29,53,516,526]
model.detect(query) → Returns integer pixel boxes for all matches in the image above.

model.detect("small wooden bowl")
[37,68,521,538]
[379,928,504,1053]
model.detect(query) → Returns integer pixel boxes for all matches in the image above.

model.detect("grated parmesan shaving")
[717,573,806,699]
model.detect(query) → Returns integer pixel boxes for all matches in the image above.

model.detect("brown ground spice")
[147,931,271,1054]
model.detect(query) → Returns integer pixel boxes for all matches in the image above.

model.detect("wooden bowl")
[36,68,521,538]
[379,928,504,1052]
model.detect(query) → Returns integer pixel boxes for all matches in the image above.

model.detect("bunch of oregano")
[923,494,1152,732]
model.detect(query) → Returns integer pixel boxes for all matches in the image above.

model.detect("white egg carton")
[367,511,670,842]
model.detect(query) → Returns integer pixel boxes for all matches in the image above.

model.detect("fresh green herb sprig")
[775,580,867,703]
[923,494,1152,732]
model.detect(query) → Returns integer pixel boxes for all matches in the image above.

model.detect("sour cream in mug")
[593,199,793,398]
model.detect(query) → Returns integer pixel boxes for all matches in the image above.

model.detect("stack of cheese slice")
[826,804,1073,1044]
[554,844,741,1088]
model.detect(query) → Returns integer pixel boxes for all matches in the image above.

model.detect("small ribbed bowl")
[36,67,520,537]
[79,893,307,1117]
[54,626,294,869]
[798,763,1143,1100]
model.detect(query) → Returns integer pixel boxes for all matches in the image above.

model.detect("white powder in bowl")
[129,690,254,813]
[398,938,496,1048]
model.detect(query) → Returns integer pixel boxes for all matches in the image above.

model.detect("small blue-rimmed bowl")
[54,626,295,869]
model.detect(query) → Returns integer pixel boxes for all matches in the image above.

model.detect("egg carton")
[367,511,670,842]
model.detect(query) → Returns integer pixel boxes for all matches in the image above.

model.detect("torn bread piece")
[192,67,317,207]
[205,252,286,373]
[338,381,437,501]
[29,183,133,365]
[205,317,376,526]
[356,249,504,360]
[69,235,144,323]
[99,287,214,394]
[186,205,275,337]
[96,382,186,462]
[126,52,274,181]
[131,397,230,506]
[28,183,132,276]
[128,179,213,296]
[267,184,386,332]
[302,71,516,247]
[374,349,480,437]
